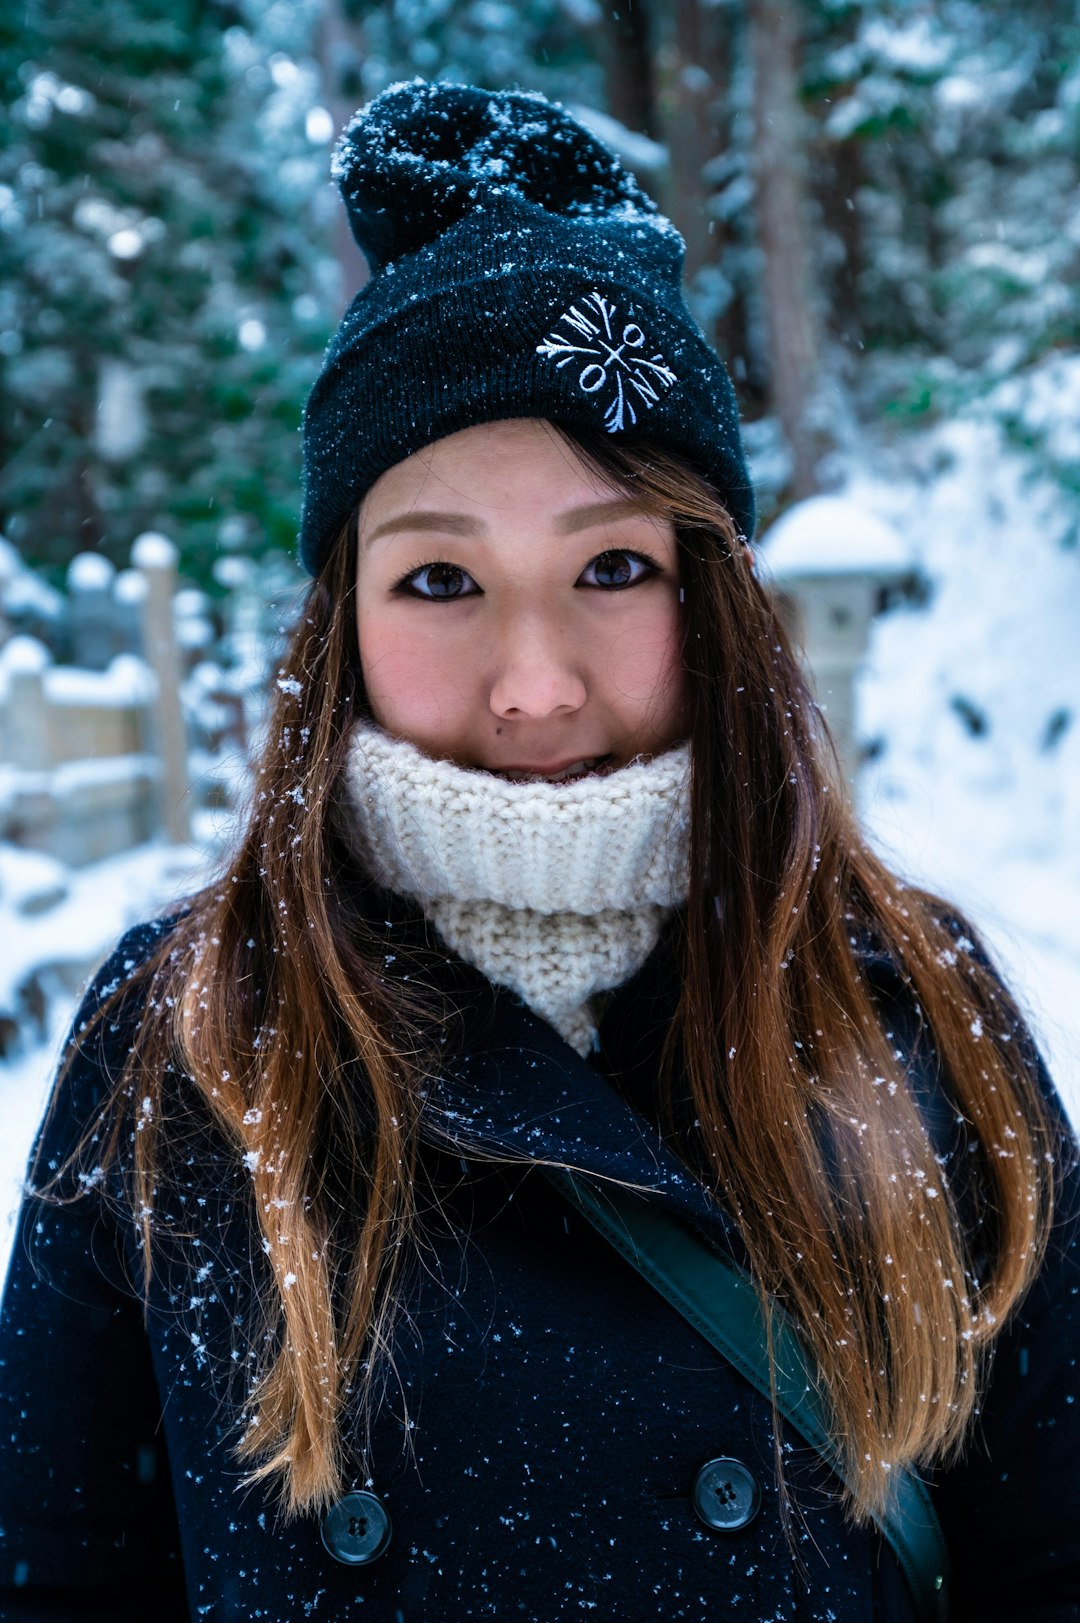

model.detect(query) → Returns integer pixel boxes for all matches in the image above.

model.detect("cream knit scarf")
[338,723,691,1056]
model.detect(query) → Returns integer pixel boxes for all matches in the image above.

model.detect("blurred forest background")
[4,0,1079,583]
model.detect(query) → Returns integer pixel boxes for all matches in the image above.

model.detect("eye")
[577,549,658,590]
[396,562,479,600]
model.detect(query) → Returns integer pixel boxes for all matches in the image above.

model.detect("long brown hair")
[51,425,1055,1525]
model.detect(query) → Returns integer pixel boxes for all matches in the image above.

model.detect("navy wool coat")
[0,914,1078,1622]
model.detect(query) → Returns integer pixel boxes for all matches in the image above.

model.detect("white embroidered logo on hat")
[536,290,677,432]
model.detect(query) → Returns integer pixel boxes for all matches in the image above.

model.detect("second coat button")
[321,1490,393,1565]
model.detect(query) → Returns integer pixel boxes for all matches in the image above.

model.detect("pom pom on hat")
[299,79,755,575]
[333,80,667,273]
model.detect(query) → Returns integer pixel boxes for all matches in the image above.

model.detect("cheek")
[356,604,476,745]
[600,597,686,737]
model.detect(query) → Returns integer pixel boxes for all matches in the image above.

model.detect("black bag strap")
[545,1167,950,1623]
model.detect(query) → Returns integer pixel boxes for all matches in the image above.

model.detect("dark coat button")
[692,1457,762,1532]
[320,1490,392,1566]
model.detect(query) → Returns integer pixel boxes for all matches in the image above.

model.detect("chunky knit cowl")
[337,723,690,1055]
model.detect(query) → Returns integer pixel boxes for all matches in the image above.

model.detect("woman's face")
[355,419,685,780]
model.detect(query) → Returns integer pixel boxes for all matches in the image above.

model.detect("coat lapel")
[425,979,746,1259]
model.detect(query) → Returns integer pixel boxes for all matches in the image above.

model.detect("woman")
[0,82,1077,1622]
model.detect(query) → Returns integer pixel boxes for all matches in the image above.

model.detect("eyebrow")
[362,497,657,547]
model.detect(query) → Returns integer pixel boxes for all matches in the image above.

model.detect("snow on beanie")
[298,79,755,575]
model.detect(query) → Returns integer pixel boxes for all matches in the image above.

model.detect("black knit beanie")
[298,79,755,575]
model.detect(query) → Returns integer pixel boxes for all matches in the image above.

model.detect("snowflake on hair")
[536,290,678,432]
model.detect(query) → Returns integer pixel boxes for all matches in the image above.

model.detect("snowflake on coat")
[536,290,678,432]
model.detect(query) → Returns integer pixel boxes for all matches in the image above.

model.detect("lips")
[492,754,615,784]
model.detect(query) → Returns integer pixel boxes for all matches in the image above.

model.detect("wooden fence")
[0,534,196,868]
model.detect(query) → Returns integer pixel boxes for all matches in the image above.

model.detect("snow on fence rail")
[0,638,159,868]
[0,531,266,1056]
[0,532,192,869]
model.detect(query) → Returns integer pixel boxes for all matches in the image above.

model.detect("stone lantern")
[759,496,918,785]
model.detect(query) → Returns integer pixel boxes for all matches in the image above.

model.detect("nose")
[488,615,588,721]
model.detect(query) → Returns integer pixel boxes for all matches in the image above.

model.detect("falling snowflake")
[536,289,678,432]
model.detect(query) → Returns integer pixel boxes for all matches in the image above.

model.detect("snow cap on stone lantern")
[760,495,918,780]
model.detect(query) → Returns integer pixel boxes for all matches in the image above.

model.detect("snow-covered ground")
[1,412,1077,1291]
[851,413,1080,1125]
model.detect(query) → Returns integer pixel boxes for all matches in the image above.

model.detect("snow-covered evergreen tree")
[0,0,334,583]
[808,0,1080,453]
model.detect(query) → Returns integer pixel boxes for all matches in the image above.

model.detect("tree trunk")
[597,0,658,140]
[747,0,826,498]
[314,0,371,312]
[659,0,728,290]
[823,133,865,365]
